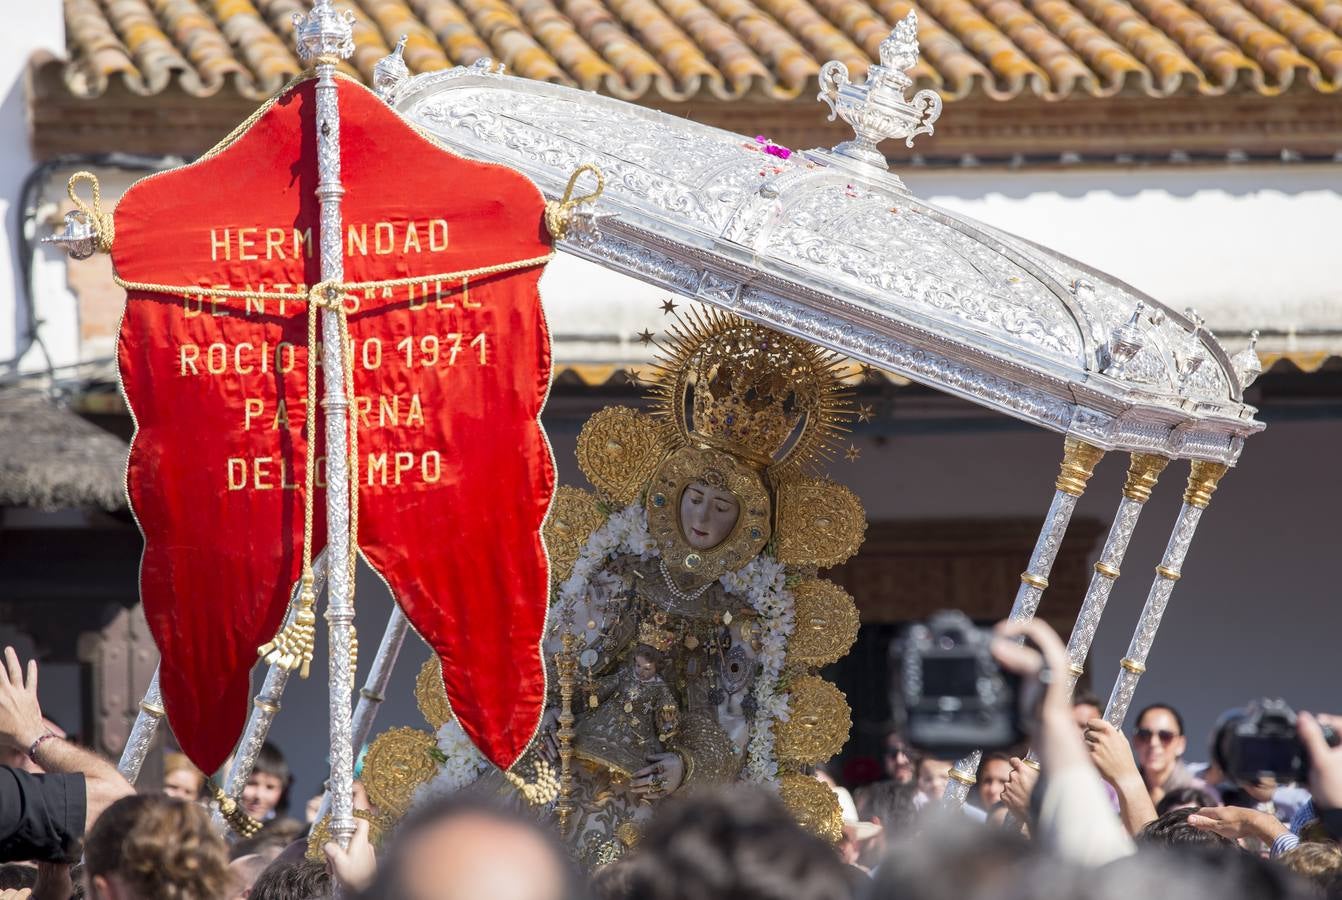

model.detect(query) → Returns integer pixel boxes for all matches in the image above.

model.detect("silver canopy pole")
[942,437,1105,806]
[1015,454,1170,769]
[1103,461,1229,728]
[208,553,329,832]
[293,0,359,852]
[116,669,163,783]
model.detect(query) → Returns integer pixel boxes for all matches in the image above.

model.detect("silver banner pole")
[294,0,359,852]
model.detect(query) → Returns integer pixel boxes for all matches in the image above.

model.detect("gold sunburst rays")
[642,305,853,481]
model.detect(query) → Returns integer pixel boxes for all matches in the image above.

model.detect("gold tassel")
[208,779,261,837]
[258,576,318,678]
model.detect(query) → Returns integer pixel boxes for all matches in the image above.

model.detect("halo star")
[857,404,874,423]
[660,299,678,315]
[844,444,861,462]
[636,329,656,346]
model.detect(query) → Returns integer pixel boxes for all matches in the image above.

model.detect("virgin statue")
[356,310,868,867]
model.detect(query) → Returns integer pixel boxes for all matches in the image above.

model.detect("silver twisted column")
[943,437,1105,805]
[1103,461,1228,728]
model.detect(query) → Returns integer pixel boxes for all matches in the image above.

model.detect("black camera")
[891,610,1028,758]
[1216,698,1340,785]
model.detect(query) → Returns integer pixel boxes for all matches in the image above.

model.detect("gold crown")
[636,620,675,654]
[647,309,850,478]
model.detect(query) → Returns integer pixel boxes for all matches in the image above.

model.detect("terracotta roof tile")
[56,0,1342,103]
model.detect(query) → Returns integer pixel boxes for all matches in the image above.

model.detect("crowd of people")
[0,619,1338,900]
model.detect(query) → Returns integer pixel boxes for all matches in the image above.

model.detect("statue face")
[634,652,657,682]
[679,482,741,550]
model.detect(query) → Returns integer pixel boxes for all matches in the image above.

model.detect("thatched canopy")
[0,388,128,512]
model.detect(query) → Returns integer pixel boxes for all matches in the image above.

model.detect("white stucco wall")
[0,3,64,372]
[912,164,1342,347]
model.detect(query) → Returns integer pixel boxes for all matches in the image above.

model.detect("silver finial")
[1099,299,1146,374]
[43,210,99,260]
[816,12,943,170]
[1184,306,1205,331]
[373,35,410,101]
[1230,330,1262,390]
[292,0,355,64]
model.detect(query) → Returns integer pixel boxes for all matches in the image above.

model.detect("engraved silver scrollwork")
[817,12,943,169]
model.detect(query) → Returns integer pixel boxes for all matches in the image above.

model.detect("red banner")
[114,80,554,773]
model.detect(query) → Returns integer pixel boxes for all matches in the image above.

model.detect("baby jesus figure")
[572,641,680,780]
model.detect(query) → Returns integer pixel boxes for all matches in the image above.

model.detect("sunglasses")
[1134,728,1180,744]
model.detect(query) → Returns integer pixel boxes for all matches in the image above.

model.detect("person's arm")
[1186,805,1288,848]
[0,648,133,830]
[1083,719,1158,835]
[1300,712,1342,840]
[991,620,1135,866]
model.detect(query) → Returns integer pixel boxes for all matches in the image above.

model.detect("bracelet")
[27,732,59,762]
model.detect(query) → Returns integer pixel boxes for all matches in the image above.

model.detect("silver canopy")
[387,28,1262,465]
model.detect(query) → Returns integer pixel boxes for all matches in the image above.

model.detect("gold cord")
[67,172,116,253]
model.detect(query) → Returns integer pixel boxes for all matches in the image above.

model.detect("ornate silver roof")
[388,28,1261,465]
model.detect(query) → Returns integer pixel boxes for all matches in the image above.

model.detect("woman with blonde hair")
[162,752,206,803]
[84,794,231,900]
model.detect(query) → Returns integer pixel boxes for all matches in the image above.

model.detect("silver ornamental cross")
[817,12,943,169]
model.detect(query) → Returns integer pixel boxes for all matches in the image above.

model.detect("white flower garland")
[720,553,794,788]
[419,502,796,796]
[414,719,489,805]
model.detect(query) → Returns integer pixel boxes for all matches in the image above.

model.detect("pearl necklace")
[659,559,714,605]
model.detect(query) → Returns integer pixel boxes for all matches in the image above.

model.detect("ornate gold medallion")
[360,727,439,818]
[414,656,453,730]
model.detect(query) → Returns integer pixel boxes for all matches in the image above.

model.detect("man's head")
[976,753,1011,810]
[363,794,578,900]
[1072,691,1102,732]
[1136,808,1235,851]
[228,854,271,900]
[1133,704,1187,779]
[621,785,852,900]
[916,757,951,802]
[248,861,329,900]
[884,731,916,784]
[242,742,291,820]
